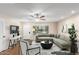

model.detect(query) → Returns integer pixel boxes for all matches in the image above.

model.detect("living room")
[0,3,79,55]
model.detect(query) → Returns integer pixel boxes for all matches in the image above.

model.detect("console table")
[8,35,21,48]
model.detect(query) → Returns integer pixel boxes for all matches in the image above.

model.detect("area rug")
[51,51,72,55]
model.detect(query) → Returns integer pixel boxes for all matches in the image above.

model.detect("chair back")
[20,40,29,55]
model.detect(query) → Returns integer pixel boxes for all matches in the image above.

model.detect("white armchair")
[20,39,40,55]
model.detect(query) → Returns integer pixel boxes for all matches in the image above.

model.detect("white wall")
[0,16,58,51]
[0,17,9,52]
[57,15,79,41]
[0,16,22,52]
[22,22,57,40]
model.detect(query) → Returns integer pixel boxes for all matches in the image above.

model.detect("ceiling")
[0,3,79,22]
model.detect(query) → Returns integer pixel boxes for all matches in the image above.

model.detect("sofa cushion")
[53,38,69,45]
[37,34,50,37]
[36,34,54,42]
[53,34,60,38]
[38,37,53,40]
[64,35,70,44]
[59,34,70,44]
[53,38,70,49]
[60,35,65,40]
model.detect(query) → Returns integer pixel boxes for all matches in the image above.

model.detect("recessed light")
[35,19,40,22]
[60,16,64,19]
[71,10,76,14]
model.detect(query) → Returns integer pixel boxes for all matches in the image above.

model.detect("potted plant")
[68,24,78,54]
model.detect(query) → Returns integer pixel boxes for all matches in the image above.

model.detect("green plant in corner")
[68,24,78,54]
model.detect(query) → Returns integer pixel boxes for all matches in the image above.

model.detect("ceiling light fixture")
[30,13,46,20]
[71,10,76,14]
[35,19,40,22]
[60,16,64,19]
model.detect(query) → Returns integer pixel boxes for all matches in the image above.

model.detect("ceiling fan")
[29,13,46,20]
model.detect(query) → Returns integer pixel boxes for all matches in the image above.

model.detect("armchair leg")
[27,47,41,55]
[35,47,41,55]
[39,47,41,55]
[26,50,29,55]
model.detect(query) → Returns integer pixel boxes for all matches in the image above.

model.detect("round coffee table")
[41,42,53,49]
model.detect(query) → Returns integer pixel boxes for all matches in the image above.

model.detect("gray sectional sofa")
[36,34,71,50]
[36,34,53,42]
[53,34,71,50]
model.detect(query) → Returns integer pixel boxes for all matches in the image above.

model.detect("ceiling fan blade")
[40,15,45,18]
[40,19,45,20]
